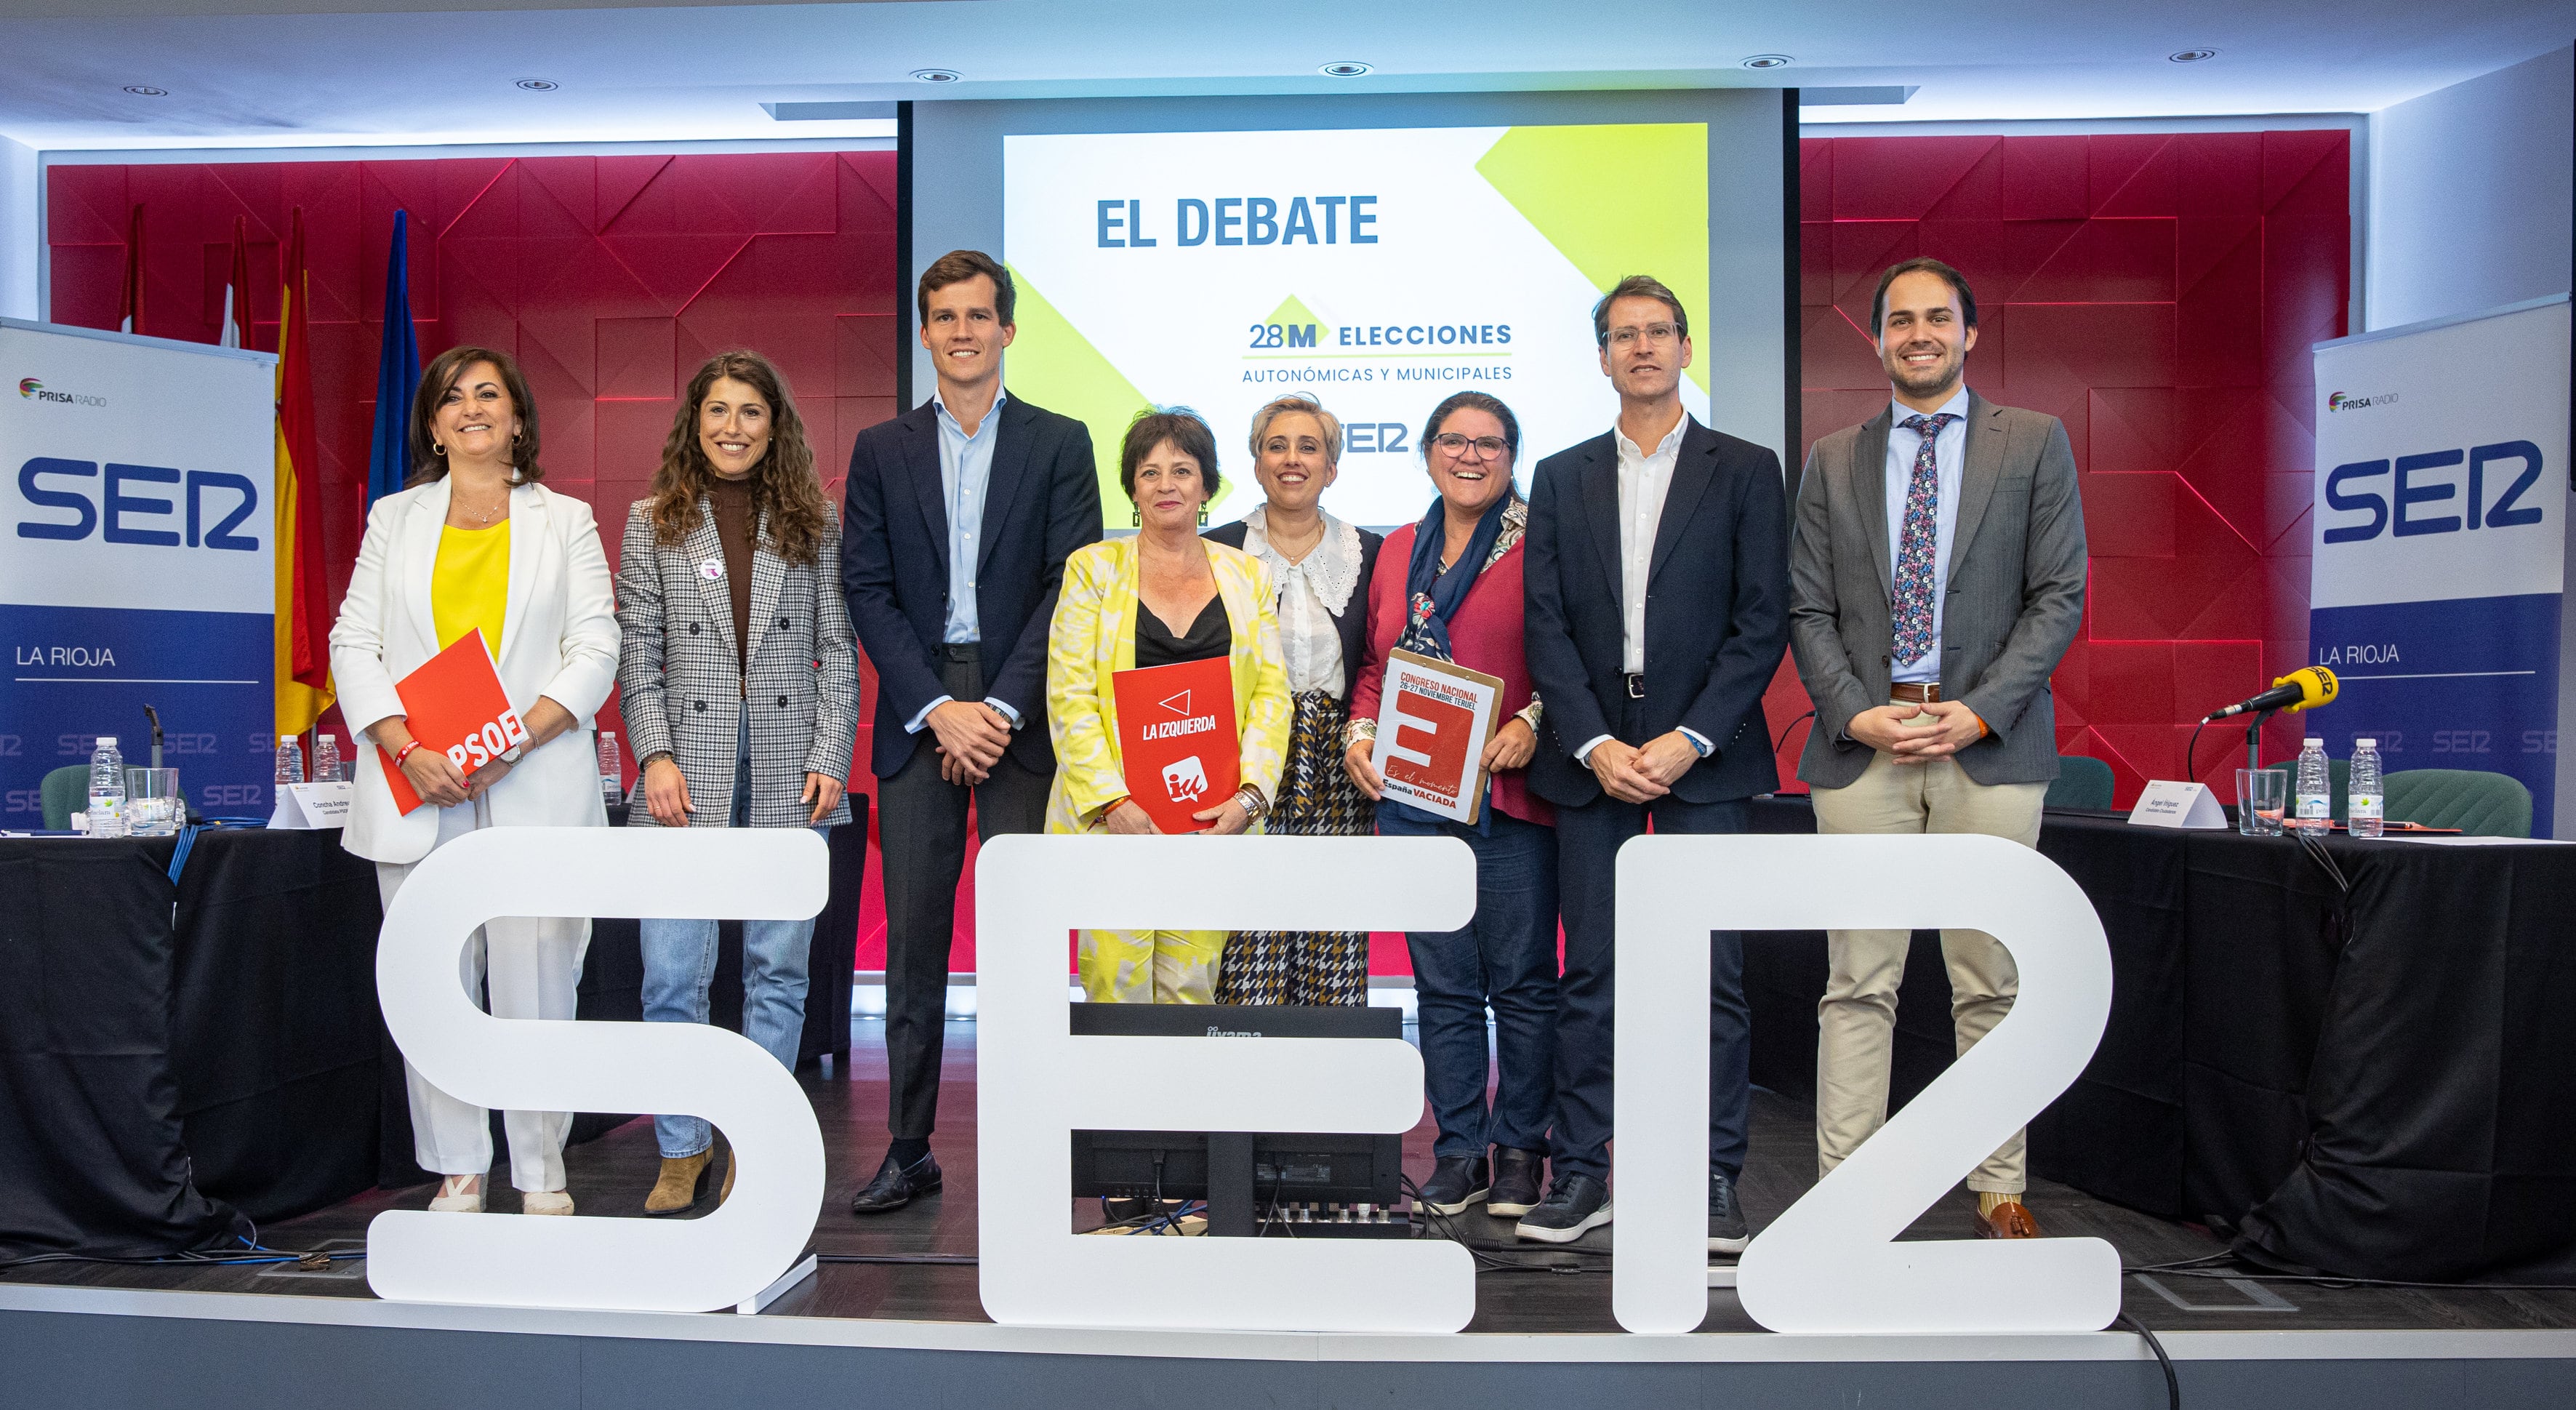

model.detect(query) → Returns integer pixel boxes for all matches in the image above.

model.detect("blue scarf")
[1398,493,1511,662]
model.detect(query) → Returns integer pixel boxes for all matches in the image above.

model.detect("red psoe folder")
[1109,656,1239,834]
[375,630,528,814]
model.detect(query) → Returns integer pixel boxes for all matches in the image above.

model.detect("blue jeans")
[1377,802,1560,1158]
[639,709,821,1159]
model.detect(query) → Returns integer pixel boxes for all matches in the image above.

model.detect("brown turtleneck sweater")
[708,474,755,692]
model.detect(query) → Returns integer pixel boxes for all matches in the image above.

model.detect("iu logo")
[1161,755,1208,801]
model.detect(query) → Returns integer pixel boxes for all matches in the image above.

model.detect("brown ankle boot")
[718,1144,736,1206]
[644,1148,715,1216]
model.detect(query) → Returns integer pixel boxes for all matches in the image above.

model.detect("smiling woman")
[329,342,622,1219]
[614,348,859,1217]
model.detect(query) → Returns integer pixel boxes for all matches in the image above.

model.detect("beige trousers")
[1808,724,2047,1194]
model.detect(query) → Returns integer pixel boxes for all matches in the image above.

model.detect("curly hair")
[644,351,834,566]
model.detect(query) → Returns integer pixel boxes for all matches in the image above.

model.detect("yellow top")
[432,520,510,655]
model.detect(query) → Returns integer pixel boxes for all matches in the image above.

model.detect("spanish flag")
[274,207,334,736]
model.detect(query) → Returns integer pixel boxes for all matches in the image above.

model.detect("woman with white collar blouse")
[329,345,620,1217]
[1201,395,1383,1006]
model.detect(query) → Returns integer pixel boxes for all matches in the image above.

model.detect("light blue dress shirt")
[904,387,1022,733]
[1884,386,1970,686]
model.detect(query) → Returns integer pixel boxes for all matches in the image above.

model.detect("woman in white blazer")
[329,345,620,1217]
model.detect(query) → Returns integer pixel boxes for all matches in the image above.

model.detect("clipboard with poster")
[1370,648,1506,826]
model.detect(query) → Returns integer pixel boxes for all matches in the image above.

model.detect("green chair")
[2046,755,2114,809]
[2385,769,2533,838]
[40,765,87,830]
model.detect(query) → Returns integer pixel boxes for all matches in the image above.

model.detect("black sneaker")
[1709,1169,1749,1254]
[1514,1173,1612,1244]
[1488,1147,1545,1217]
[1416,1155,1490,1215]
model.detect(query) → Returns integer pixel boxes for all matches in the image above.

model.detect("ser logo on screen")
[2322,441,2545,543]
[16,457,260,550]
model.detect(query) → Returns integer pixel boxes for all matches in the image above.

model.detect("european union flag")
[366,209,422,507]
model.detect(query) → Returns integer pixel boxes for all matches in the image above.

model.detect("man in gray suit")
[1787,257,2086,1241]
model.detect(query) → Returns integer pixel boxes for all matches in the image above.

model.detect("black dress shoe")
[1514,1172,1612,1244]
[1488,1147,1546,1218]
[849,1150,942,1215]
[1709,1169,1750,1254]
[1416,1155,1490,1215]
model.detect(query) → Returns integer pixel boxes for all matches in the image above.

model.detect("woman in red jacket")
[1343,390,1558,1224]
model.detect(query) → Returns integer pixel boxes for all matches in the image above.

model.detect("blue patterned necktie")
[1890,412,1959,668]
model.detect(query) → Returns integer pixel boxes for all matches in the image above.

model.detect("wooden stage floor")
[12,1019,2576,1337]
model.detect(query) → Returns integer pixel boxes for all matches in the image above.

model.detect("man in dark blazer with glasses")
[840,249,1102,1213]
[1520,274,1791,1250]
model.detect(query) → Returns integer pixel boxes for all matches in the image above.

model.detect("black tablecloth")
[3,808,866,1258]
[1,832,249,1258]
[1744,797,2576,1281]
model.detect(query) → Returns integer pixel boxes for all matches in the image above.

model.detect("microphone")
[2202,666,2338,723]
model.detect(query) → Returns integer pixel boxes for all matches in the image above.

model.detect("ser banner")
[1003,124,1711,527]
[1,320,278,825]
[2310,295,2572,836]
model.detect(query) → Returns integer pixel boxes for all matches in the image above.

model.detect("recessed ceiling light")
[122,85,167,97]
[1319,61,1372,78]
[515,78,558,91]
[911,68,963,84]
[1741,55,1794,70]
[2169,48,2219,63]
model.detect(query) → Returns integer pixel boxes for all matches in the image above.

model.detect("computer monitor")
[1067,1004,1406,1233]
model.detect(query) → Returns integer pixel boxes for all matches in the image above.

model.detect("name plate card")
[269,781,353,830]
[2127,780,2227,830]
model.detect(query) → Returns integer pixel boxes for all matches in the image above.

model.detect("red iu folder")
[376,630,529,815]
[1110,656,1239,834]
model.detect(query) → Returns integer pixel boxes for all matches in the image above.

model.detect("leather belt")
[1624,673,1646,700]
[1889,681,1942,705]
[942,643,982,662]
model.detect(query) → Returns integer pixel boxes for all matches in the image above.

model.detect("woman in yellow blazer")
[1046,408,1291,1003]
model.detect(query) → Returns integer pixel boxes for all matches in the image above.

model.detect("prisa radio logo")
[2327,390,2398,412]
[19,376,107,406]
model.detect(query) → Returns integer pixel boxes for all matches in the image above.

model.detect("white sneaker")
[521,1190,575,1216]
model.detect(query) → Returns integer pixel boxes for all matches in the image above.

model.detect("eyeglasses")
[1605,322,1682,348]
[1430,433,1511,460]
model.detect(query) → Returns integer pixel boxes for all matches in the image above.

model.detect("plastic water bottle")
[87,736,127,836]
[597,731,624,809]
[2292,737,2332,832]
[274,733,305,788]
[2348,737,2384,839]
[312,733,342,784]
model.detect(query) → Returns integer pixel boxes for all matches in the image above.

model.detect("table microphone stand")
[2244,708,2275,777]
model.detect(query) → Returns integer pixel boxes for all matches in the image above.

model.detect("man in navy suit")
[1520,276,1790,1246]
[840,249,1102,1213]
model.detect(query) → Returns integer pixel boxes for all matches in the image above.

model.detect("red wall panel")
[1773,131,2348,804]
[48,151,908,961]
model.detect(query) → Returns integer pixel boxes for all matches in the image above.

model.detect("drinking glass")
[2236,769,2287,837]
[124,767,184,837]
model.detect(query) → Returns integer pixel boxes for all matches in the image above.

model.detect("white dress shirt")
[1884,386,1970,686]
[1240,505,1360,698]
[1573,413,1710,765]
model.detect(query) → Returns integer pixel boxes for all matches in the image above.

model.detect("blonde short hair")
[1247,395,1342,465]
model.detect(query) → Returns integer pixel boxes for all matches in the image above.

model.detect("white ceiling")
[1,0,2567,151]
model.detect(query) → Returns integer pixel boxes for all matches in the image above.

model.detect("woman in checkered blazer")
[614,351,859,1216]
